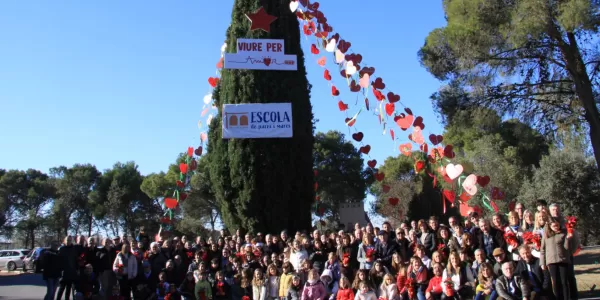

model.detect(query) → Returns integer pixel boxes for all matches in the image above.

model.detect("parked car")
[23,247,48,272]
[0,249,30,271]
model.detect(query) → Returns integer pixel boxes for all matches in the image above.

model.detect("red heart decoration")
[385,103,395,116]
[395,114,414,131]
[296,11,305,20]
[179,193,188,201]
[387,92,400,103]
[413,116,425,130]
[443,189,455,204]
[372,78,385,90]
[216,57,224,69]
[190,160,198,171]
[414,160,425,173]
[444,145,456,158]
[428,134,443,145]
[443,175,453,184]
[375,172,385,181]
[317,56,326,66]
[345,117,355,126]
[307,2,320,10]
[208,77,219,88]
[160,217,172,224]
[338,39,351,53]
[322,23,333,32]
[263,58,271,66]
[367,160,377,168]
[399,143,412,156]
[349,80,361,92]
[382,185,391,193]
[420,143,428,154]
[359,67,375,77]
[477,176,490,187]
[388,197,399,206]
[331,86,340,96]
[344,53,363,65]
[352,132,364,142]
[164,198,178,209]
[373,89,385,101]
[324,69,332,81]
[359,145,371,154]
[311,44,320,54]
[329,33,340,43]
[338,100,348,111]
[187,147,194,157]
[460,192,471,201]
[179,163,188,174]
[176,180,185,188]
[194,146,203,156]
[315,31,328,39]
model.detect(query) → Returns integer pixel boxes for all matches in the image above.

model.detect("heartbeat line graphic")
[227,56,295,66]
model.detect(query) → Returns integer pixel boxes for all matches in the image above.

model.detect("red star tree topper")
[245,6,277,32]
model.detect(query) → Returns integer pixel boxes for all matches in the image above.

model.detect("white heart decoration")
[462,174,478,196]
[446,163,464,180]
[289,0,299,12]
[220,43,227,54]
[346,61,357,75]
[326,39,336,52]
[207,114,214,126]
[203,94,212,104]
[335,49,345,64]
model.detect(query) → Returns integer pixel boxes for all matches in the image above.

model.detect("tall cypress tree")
[207,0,314,234]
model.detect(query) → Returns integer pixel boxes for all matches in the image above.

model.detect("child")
[279,262,294,299]
[407,257,429,300]
[336,276,354,300]
[78,264,97,300]
[368,261,389,294]
[194,271,212,300]
[252,268,267,300]
[474,263,496,300]
[425,263,443,300]
[354,281,377,300]
[208,259,220,284]
[132,282,153,300]
[352,270,371,293]
[157,272,170,300]
[324,253,341,283]
[287,275,303,300]
[178,271,196,300]
[320,269,339,300]
[108,285,124,300]
[165,284,181,300]
[212,271,230,300]
[265,264,280,300]
[378,274,398,300]
[301,269,326,300]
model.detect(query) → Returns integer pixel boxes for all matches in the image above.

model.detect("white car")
[0,249,30,271]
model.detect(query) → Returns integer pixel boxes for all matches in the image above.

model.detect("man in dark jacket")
[394,229,411,262]
[496,262,531,300]
[475,219,506,261]
[41,241,61,300]
[516,245,550,298]
[375,230,398,269]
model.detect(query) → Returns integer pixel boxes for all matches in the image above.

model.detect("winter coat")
[495,275,531,300]
[113,252,139,280]
[356,243,376,270]
[252,282,267,300]
[194,280,212,300]
[280,272,295,297]
[41,249,62,280]
[335,288,354,300]
[302,280,327,300]
[378,283,399,300]
[59,245,80,281]
[288,286,303,300]
[290,249,309,273]
[353,291,377,300]
[540,231,580,266]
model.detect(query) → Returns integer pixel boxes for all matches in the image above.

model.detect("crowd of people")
[39,200,581,300]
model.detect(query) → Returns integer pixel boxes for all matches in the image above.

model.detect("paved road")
[0,273,46,300]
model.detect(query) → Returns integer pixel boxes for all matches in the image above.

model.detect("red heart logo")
[331,86,340,96]
[388,197,399,206]
[414,160,426,173]
[385,103,395,116]
[338,101,348,111]
[194,146,203,156]
[359,67,375,77]
[375,172,385,181]
[187,147,194,157]
[352,132,364,142]
[324,69,332,81]
[179,163,188,174]
[263,58,271,66]
[176,180,185,188]
[395,114,414,130]
[311,44,320,54]
[387,92,400,103]
[477,176,490,187]
[413,116,425,129]
[372,77,385,90]
[444,145,455,158]
[208,77,219,88]
[382,185,391,193]
[338,39,351,53]
[373,89,385,101]
[359,145,371,154]
[164,198,178,209]
[428,134,443,145]
[367,160,377,168]
[443,190,455,204]
[345,117,355,126]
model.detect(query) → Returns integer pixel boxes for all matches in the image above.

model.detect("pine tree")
[207,0,314,234]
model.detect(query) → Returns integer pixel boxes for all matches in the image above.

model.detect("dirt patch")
[574,246,600,298]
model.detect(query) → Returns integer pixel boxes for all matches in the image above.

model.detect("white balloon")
[326,39,336,52]
[203,94,212,104]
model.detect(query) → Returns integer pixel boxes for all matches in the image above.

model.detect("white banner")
[224,38,298,71]
[222,103,293,139]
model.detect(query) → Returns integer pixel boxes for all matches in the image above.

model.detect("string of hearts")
[290,0,508,217]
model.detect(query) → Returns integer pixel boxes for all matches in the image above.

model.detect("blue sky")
[0,1,446,178]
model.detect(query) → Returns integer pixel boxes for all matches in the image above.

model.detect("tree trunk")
[88,214,93,237]
[561,32,600,167]
[30,228,35,249]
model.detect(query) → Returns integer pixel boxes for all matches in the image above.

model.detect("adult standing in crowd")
[96,237,117,299]
[541,218,579,300]
[40,241,61,300]
[56,236,79,300]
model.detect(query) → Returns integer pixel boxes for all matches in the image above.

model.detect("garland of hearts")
[290,0,507,218]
